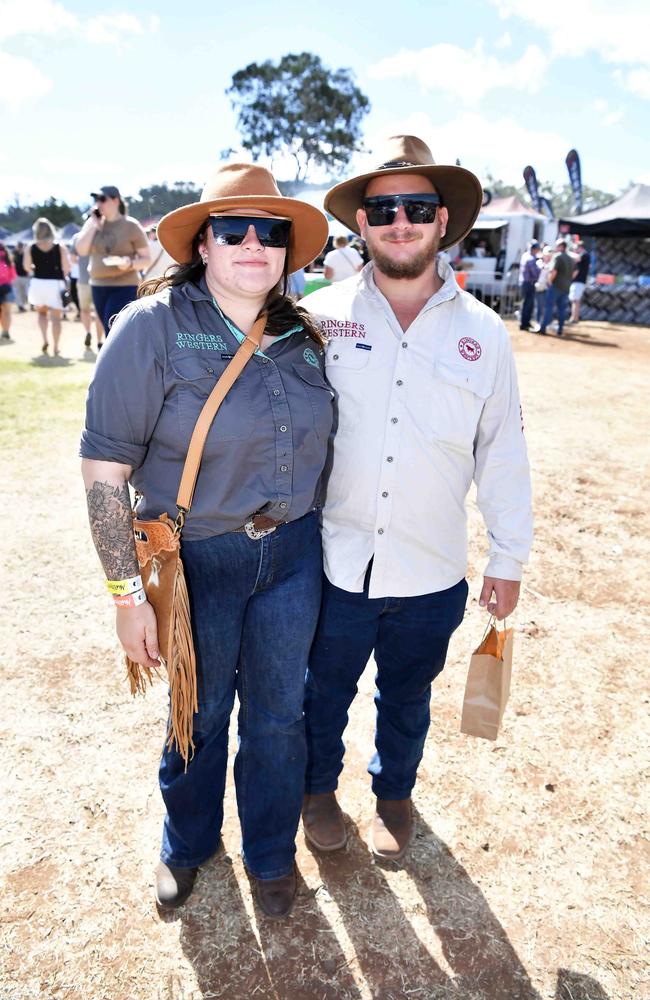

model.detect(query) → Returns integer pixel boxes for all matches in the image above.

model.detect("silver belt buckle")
[244,517,277,540]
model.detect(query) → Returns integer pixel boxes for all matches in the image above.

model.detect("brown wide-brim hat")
[157,163,329,272]
[325,135,483,251]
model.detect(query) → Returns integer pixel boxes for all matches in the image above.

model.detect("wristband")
[113,588,147,608]
[106,575,143,596]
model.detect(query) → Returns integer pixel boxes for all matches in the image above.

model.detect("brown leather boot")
[369,798,414,860]
[302,792,347,851]
[253,867,297,919]
[155,861,199,909]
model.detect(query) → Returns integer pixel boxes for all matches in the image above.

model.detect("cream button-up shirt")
[300,260,533,599]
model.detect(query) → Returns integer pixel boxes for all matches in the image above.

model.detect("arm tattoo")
[86,480,138,580]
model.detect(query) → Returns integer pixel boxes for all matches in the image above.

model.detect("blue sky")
[1,0,649,210]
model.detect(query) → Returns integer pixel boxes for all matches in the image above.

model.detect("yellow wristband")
[106,575,143,596]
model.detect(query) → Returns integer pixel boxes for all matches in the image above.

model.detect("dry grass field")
[1,308,648,1000]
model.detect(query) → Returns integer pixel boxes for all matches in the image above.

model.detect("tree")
[227,52,370,184]
[126,182,202,221]
[0,196,81,232]
[483,173,616,217]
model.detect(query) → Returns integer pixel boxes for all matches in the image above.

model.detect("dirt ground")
[1,308,648,1000]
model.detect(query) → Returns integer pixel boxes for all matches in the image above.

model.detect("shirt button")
[207,368,214,374]
[280,464,288,472]
[386,456,393,463]
[391,417,398,424]
[273,389,281,396]
[401,341,408,348]
[378,528,384,535]
[280,425,288,432]
[333,354,339,360]
[382,491,388,498]
[279,502,287,509]
[396,379,403,386]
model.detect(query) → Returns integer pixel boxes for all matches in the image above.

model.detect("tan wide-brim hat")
[325,135,483,251]
[157,163,329,271]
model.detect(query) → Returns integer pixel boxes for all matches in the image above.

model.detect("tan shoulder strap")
[175,312,267,513]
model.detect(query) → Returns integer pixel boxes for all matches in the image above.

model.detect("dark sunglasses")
[95,195,108,203]
[362,193,441,227]
[209,215,292,248]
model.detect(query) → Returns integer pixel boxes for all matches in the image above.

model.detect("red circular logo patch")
[458,337,482,361]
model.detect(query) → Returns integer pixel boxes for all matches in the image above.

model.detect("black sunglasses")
[95,195,108,203]
[209,215,292,248]
[362,193,441,227]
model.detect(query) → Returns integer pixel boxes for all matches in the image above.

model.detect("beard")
[367,232,440,280]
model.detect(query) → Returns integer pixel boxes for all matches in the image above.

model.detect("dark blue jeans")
[305,574,468,800]
[91,284,138,334]
[541,285,569,334]
[519,281,536,329]
[159,511,322,880]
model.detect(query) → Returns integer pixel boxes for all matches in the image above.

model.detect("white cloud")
[613,67,650,100]
[0,50,51,108]
[491,0,650,67]
[367,40,549,104]
[495,31,512,48]
[360,111,570,187]
[83,13,154,45]
[0,0,77,41]
[591,99,624,125]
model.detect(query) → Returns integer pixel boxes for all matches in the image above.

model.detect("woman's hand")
[116,601,160,670]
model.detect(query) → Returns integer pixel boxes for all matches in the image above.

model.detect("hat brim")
[157,196,329,272]
[324,165,483,251]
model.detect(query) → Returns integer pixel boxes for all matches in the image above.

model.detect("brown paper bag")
[460,619,514,741]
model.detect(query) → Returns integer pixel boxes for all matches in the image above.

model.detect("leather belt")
[233,513,285,540]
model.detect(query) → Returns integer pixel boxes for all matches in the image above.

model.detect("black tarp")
[560,184,650,237]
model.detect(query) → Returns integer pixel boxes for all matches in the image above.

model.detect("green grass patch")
[0,358,90,449]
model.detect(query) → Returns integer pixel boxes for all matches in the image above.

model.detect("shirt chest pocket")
[430,360,493,451]
[292,362,335,441]
[170,352,254,443]
[325,342,371,390]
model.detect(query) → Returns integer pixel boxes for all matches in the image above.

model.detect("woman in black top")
[24,217,70,356]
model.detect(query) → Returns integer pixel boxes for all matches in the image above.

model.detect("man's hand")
[479,577,520,619]
[116,601,160,670]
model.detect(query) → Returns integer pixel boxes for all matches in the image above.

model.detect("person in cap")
[80,163,331,916]
[518,240,541,332]
[539,238,573,336]
[75,185,150,335]
[299,135,533,860]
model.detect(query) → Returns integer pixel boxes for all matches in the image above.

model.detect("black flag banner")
[566,149,583,214]
[523,166,541,212]
[540,196,555,220]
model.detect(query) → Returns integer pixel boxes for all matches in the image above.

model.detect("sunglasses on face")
[95,195,108,203]
[362,193,441,227]
[208,215,292,248]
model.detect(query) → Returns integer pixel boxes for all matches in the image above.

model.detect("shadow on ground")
[172,808,612,1000]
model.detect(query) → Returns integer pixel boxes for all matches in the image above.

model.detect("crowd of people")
[0,186,180,355]
[518,236,590,335]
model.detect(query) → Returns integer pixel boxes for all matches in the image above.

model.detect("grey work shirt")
[80,278,334,540]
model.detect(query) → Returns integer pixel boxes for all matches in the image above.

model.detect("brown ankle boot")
[369,798,413,860]
[253,867,297,919]
[302,792,347,851]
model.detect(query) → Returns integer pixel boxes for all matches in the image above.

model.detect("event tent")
[559,184,650,237]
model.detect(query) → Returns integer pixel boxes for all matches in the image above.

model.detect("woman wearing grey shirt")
[80,163,331,918]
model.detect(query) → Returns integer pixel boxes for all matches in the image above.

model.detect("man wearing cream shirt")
[300,136,533,860]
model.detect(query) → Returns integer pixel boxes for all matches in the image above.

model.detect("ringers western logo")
[458,337,482,361]
[320,320,367,340]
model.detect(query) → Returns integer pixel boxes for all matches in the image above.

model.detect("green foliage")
[125,182,203,221]
[227,52,370,183]
[0,197,82,232]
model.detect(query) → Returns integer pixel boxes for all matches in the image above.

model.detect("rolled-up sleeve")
[474,323,533,581]
[79,300,166,470]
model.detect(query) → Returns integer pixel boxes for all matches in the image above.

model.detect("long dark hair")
[138,222,325,346]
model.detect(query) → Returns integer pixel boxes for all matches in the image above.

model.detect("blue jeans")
[91,284,138,334]
[535,289,546,323]
[159,511,322,879]
[541,285,569,334]
[305,574,468,800]
[519,281,536,329]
